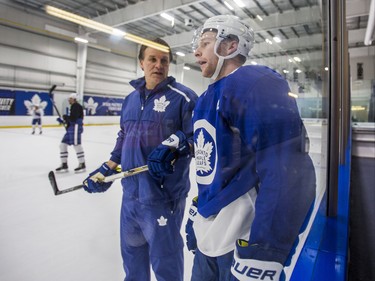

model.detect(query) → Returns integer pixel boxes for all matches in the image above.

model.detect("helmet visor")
[191,26,218,52]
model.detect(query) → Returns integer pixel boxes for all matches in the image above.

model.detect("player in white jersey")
[148,15,316,281]
[30,104,43,134]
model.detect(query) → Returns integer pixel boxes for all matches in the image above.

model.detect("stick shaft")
[103,165,148,182]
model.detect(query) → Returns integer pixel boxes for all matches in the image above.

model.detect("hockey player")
[83,38,198,281]
[55,93,86,173]
[148,15,316,280]
[31,104,43,134]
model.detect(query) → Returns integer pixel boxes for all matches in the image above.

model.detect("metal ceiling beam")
[91,0,206,27]
[163,6,321,48]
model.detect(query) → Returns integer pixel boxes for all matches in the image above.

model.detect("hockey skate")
[55,163,68,173]
[74,162,86,173]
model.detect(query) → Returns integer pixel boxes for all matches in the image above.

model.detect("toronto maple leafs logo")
[24,94,47,115]
[153,95,170,112]
[157,216,168,226]
[84,97,98,115]
[194,120,217,185]
[195,130,213,174]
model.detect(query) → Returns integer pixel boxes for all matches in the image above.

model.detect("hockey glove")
[185,196,198,253]
[147,130,191,179]
[83,163,119,193]
[56,117,65,125]
[231,239,284,281]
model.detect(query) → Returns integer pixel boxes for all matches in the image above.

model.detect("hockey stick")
[48,165,149,196]
[47,84,68,130]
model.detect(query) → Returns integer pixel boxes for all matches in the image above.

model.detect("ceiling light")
[224,1,234,10]
[288,92,299,99]
[295,69,302,73]
[324,67,329,71]
[176,52,185,57]
[74,37,88,44]
[256,15,263,21]
[233,0,245,8]
[251,61,257,65]
[273,36,281,43]
[265,38,273,45]
[160,13,174,22]
[45,5,169,53]
[293,56,301,62]
[183,66,191,70]
[112,28,126,37]
[160,13,175,26]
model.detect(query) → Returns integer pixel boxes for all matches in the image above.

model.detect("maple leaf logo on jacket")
[153,95,170,112]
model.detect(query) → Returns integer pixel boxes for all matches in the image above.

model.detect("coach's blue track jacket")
[110,76,197,205]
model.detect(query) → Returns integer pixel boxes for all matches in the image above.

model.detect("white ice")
[0,125,196,281]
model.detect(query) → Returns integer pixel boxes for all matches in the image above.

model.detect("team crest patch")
[153,95,170,112]
[195,129,213,174]
[194,119,217,185]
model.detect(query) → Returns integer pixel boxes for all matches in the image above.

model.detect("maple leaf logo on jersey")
[153,95,170,112]
[194,129,213,174]
[157,216,168,226]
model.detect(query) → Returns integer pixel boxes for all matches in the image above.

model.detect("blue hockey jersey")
[192,65,316,263]
[110,76,197,205]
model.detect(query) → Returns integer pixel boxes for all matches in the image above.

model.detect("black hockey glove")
[147,130,191,179]
[185,196,198,253]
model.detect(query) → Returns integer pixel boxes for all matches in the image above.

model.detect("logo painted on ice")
[153,95,170,112]
[157,216,168,226]
[194,119,217,185]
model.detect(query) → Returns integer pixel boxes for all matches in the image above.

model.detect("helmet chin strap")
[210,38,241,82]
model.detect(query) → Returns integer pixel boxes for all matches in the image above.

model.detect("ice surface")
[0,126,196,281]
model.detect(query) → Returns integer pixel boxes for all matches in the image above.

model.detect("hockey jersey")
[192,65,316,263]
[110,76,197,205]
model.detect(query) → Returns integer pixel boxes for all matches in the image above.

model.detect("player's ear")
[227,40,239,56]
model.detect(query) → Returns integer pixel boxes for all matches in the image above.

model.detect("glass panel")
[247,1,328,202]
[246,1,329,277]
[351,79,375,123]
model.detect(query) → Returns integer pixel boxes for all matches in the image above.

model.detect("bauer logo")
[153,95,170,112]
[232,261,278,280]
[193,119,217,185]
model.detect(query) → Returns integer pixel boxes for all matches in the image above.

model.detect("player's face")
[140,47,170,90]
[194,31,219,78]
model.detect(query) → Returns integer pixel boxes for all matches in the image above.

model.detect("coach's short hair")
[138,38,173,62]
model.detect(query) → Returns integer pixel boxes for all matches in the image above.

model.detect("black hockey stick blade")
[48,171,83,196]
[48,84,57,95]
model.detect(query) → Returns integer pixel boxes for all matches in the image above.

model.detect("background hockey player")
[83,38,197,281]
[148,15,316,281]
[31,104,43,134]
[56,93,86,173]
